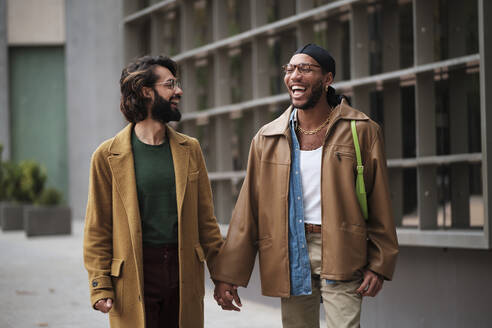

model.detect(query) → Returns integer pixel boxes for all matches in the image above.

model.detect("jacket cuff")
[367,265,391,281]
[89,275,114,309]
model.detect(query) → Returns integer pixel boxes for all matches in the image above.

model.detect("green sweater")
[132,128,178,245]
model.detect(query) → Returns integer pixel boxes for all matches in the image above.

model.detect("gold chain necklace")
[296,115,331,135]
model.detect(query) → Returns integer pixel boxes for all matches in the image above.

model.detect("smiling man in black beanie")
[211,44,399,328]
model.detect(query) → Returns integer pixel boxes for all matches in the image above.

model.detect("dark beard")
[150,90,182,123]
[293,80,323,110]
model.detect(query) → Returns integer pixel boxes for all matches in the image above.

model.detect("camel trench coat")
[83,124,223,328]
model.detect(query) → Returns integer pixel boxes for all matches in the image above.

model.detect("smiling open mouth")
[291,85,307,96]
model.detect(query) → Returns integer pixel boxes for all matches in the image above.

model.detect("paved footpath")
[0,220,304,328]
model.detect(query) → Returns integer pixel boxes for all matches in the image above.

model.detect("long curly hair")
[119,55,177,123]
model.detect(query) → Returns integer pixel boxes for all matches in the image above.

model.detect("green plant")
[36,187,62,206]
[3,161,23,202]
[18,160,47,203]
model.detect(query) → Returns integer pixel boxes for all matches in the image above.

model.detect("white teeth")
[291,86,306,92]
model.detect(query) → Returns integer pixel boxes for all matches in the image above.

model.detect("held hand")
[95,298,113,313]
[356,269,384,297]
[213,281,242,311]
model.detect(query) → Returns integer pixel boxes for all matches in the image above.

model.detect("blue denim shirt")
[288,109,336,295]
[288,109,312,295]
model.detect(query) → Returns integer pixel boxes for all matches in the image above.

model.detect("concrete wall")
[7,0,65,45]
[0,0,9,160]
[362,247,492,327]
[65,0,125,220]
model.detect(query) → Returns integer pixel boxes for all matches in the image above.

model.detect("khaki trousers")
[281,233,362,328]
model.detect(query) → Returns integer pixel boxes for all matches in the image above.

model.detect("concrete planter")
[24,205,72,237]
[0,202,24,231]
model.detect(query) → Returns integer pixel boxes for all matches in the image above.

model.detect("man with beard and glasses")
[83,55,224,328]
[211,44,398,327]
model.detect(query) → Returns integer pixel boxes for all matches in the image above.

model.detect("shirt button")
[296,171,299,175]
[297,196,301,200]
[299,219,302,223]
[301,244,305,248]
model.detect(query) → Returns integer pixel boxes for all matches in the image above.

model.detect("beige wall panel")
[8,0,65,45]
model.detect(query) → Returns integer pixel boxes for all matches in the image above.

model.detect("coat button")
[92,281,98,287]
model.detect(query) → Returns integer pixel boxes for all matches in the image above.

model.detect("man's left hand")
[356,269,384,297]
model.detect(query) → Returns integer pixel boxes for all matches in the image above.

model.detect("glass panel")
[232,117,244,171]
[313,0,337,6]
[435,75,449,156]
[435,67,481,156]
[155,9,181,56]
[370,90,384,127]
[229,49,243,104]
[469,163,484,228]
[434,0,478,61]
[402,167,418,227]
[436,165,451,228]
[226,0,250,36]
[368,3,383,75]
[401,85,416,158]
[467,71,481,153]
[195,56,214,111]
[313,15,351,82]
[193,0,212,47]
[268,31,296,96]
[268,37,282,95]
[399,0,414,68]
[265,0,295,23]
[197,123,214,170]
[341,20,351,80]
[464,0,479,54]
[125,19,151,61]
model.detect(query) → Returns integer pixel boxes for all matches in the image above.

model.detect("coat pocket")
[194,244,205,262]
[110,258,124,316]
[188,170,199,183]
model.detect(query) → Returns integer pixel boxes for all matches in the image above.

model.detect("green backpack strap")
[351,120,368,220]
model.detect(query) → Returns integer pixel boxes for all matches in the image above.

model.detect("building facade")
[1,0,492,326]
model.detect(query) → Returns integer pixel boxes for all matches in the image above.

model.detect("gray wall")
[362,247,492,327]
[0,0,9,160]
[65,0,125,220]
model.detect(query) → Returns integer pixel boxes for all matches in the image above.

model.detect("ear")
[323,72,334,86]
[142,86,154,101]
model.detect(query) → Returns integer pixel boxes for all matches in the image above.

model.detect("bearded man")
[83,55,223,328]
[212,44,399,328]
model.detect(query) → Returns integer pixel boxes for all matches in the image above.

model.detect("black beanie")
[294,43,336,78]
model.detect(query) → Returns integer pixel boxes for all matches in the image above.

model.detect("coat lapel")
[167,125,189,219]
[107,124,144,292]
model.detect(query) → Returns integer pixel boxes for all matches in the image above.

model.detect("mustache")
[170,95,181,101]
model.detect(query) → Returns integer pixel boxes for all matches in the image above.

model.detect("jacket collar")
[108,122,190,219]
[109,123,187,155]
[260,98,369,137]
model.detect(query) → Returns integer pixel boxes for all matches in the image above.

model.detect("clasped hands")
[213,280,242,311]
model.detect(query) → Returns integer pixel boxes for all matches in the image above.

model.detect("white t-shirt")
[300,146,323,225]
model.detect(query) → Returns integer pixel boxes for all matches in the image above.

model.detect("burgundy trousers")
[143,244,179,328]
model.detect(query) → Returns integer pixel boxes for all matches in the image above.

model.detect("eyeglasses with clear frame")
[155,79,182,90]
[281,63,321,75]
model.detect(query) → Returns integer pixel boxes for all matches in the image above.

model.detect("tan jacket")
[211,100,399,298]
[83,124,223,328]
